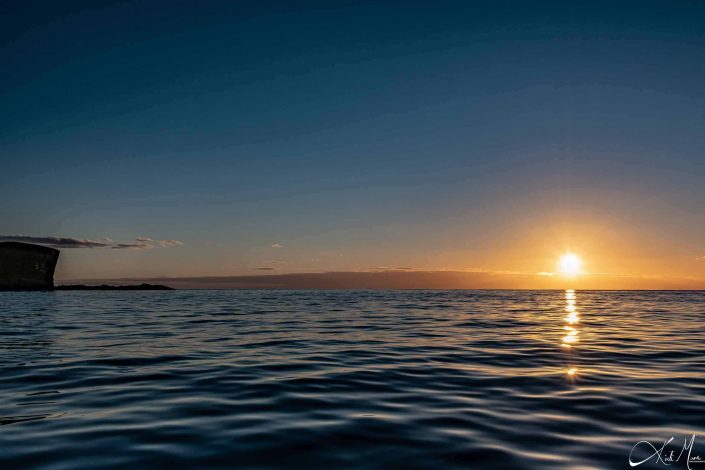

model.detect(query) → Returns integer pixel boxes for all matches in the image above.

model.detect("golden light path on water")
[563,289,580,381]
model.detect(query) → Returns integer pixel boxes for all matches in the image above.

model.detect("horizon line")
[56,269,705,290]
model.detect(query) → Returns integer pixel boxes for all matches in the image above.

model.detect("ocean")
[1,290,703,469]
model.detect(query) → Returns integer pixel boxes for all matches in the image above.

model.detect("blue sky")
[2,0,705,283]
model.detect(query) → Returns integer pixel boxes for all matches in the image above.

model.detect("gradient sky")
[2,1,705,287]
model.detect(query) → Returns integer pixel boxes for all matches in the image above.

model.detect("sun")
[558,253,583,276]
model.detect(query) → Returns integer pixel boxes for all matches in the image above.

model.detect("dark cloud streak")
[0,235,112,248]
[111,242,154,250]
[0,235,183,250]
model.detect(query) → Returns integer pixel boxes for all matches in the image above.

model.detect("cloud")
[158,239,184,247]
[0,235,184,250]
[111,241,154,250]
[0,235,113,248]
[370,266,414,271]
[271,243,284,249]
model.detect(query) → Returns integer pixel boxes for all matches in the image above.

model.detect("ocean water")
[1,290,704,469]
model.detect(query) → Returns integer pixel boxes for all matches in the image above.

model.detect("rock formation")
[0,242,60,290]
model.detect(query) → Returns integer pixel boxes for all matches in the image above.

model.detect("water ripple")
[1,290,704,468]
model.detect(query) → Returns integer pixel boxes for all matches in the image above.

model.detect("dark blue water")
[1,290,704,469]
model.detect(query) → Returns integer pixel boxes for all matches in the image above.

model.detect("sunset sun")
[558,253,583,276]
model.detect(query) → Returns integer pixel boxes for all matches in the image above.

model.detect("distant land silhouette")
[59,270,705,290]
[0,242,173,291]
[55,283,173,291]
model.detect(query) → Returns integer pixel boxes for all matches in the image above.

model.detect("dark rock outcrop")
[0,242,60,291]
[55,283,173,290]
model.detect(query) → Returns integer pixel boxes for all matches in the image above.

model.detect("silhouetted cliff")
[0,242,59,290]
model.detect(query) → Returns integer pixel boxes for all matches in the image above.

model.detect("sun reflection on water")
[563,289,580,381]
[562,290,580,349]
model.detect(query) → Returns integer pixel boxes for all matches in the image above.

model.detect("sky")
[2,0,705,288]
